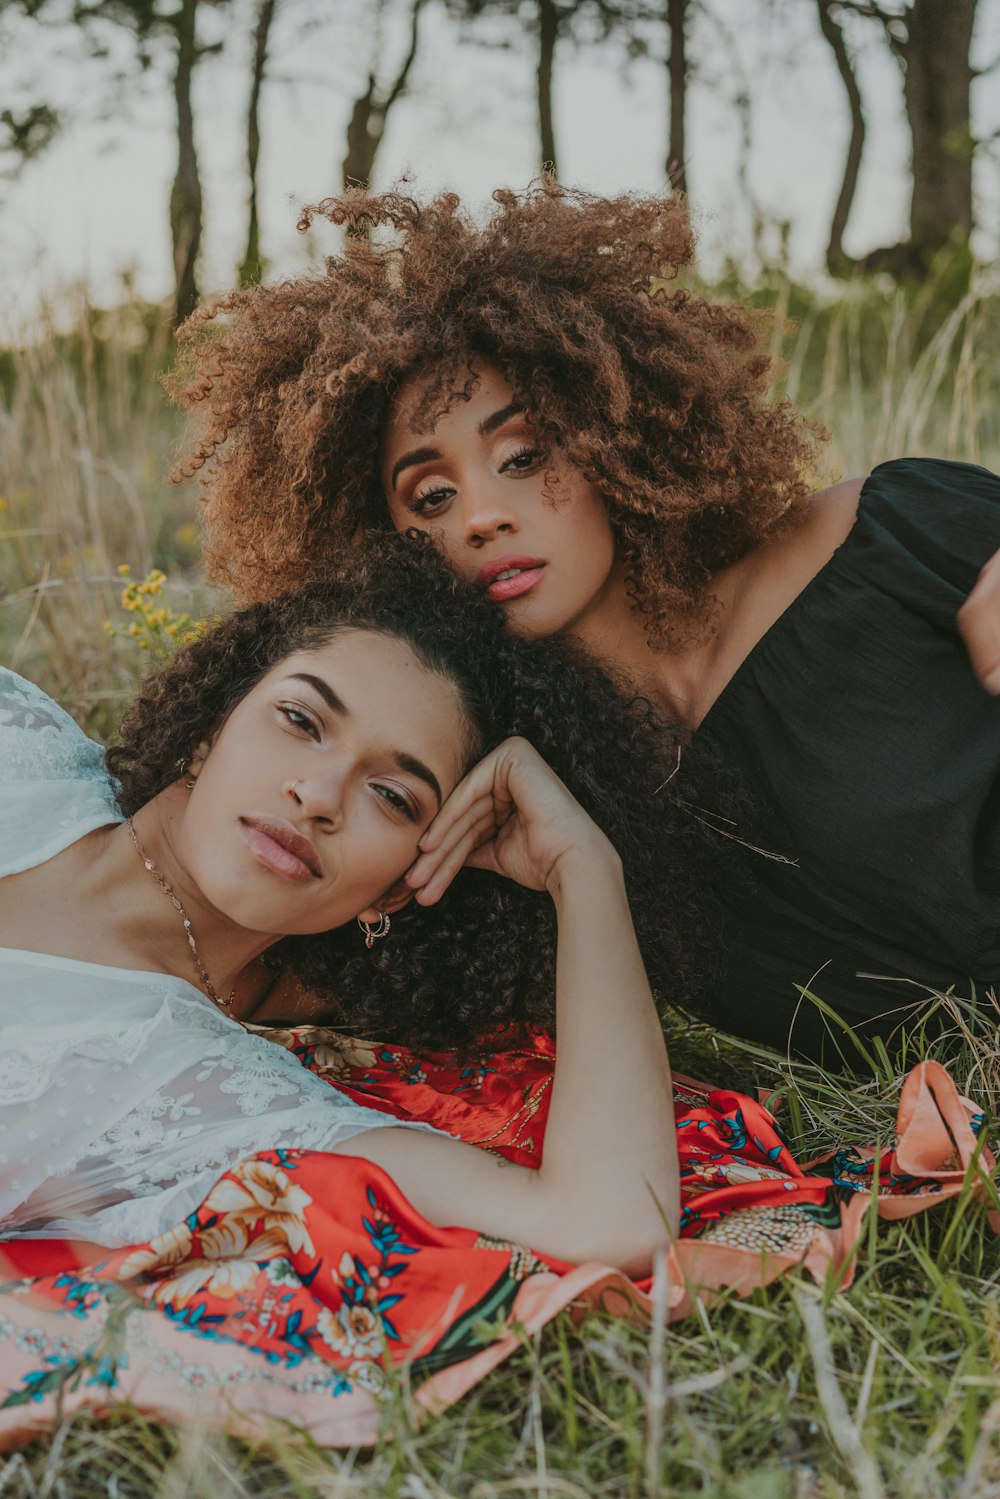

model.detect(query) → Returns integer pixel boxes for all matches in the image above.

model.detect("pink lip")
[476,555,546,603]
[239,817,321,882]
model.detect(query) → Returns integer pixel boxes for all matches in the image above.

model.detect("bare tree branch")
[382,0,424,115]
[828,0,907,62]
[537,0,558,170]
[239,0,277,286]
[342,0,426,191]
[817,0,866,274]
[826,0,900,22]
[665,0,688,193]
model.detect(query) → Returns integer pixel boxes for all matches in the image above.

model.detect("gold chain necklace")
[126,817,235,1010]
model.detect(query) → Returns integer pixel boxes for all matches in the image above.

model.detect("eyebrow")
[393,752,443,809]
[389,403,526,491]
[288,672,444,809]
[290,672,348,716]
[478,402,523,438]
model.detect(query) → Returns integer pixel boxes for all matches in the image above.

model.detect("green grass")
[2,274,1000,1494]
[3,1002,1000,1497]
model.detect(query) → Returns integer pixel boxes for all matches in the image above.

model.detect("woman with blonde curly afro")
[172,182,1000,1063]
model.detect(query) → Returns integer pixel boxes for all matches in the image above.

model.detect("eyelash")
[279,704,418,822]
[374,784,417,821]
[409,446,544,517]
[279,703,320,737]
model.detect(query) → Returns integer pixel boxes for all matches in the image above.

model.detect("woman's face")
[175,629,472,937]
[380,364,620,640]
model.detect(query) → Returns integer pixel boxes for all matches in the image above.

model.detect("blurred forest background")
[1,0,999,732]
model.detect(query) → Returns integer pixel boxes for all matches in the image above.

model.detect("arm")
[333,739,679,1276]
[958,548,1000,694]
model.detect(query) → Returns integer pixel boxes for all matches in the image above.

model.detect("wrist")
[545,830,624,903]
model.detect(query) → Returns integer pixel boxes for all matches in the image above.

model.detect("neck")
[102,788,275,1003]
[566,559,732,731]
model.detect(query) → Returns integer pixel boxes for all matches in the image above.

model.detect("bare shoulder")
[800,476,867,551]
[755,475,866,586]
[706,476,869,707]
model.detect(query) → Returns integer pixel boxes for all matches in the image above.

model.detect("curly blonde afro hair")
[171,181,820,644]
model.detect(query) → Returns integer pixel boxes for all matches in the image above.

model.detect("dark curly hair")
[171,181,821,647]
[106,534,741,1051]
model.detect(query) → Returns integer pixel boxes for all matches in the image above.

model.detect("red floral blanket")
[0,1029,993,1449]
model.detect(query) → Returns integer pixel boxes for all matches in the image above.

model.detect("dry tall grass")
[2,271,999,739]
[0,294,212,738]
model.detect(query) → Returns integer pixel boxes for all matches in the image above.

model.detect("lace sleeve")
[0,669,121,876]
[0,972,447,1248]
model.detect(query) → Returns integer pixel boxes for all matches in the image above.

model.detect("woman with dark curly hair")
[171,182,1000,1061]
[0,534,713,1265]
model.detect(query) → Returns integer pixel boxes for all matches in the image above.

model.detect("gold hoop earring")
[358,912,391,949]
[176,757,196,791]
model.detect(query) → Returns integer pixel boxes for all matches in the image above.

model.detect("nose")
[460,479,519,549]
[283,764,347,831]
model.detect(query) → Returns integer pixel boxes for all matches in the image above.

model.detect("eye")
[278,703,320,739]
[409,483,455,519]
[500,445,544,474]
[372,782,418,821]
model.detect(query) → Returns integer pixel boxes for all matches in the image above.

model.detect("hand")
[405,737,612,905]
[958,548,1000,694]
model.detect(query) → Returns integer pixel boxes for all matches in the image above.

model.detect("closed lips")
[239,817,321,880]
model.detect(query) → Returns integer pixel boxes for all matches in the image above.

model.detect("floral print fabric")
[0,1029,994,1450]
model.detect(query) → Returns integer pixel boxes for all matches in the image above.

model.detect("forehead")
[263,629,472,794]
[382,362,516,449]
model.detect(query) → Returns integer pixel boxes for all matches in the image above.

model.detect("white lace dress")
[0,667,442,1248]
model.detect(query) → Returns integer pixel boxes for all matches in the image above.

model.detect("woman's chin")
[497,596,568,640]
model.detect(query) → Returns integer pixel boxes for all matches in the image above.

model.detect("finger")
[414,814,499,905]
[407,796,497,887]
[418,765,498,852]
[418,749,515,852]
[463,840,504,876]
[416,813,498,904]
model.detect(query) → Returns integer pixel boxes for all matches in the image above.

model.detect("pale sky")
[2,0,999,332]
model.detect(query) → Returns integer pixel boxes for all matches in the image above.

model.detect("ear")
[187,739,212,780]
[357,878,416,925]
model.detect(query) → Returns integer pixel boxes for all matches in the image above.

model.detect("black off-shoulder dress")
[689,457,1000,1062]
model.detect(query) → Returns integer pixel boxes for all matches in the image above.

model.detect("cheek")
[562,487,616,568]
[385,496,410,535]
[350,807,424,883]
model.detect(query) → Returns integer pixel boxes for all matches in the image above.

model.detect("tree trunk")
[239,0,277,286]
[170,0,202,326]
[665,0,688,193]
[342,76,379,187]
[903,0,976,261]
[341,0,424,191]
[537,0,558,173]
[816,0,865,275]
